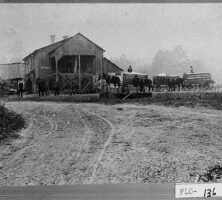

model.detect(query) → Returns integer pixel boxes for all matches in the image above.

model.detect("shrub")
[0,101,25,139]
[0,102,6,130]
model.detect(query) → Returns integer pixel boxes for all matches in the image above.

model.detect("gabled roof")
[0,62,24,65]
[23,37,70,61]
[76,33,105,52]
[104,57,124,71]
[49,33,105,55]
[23,33,105,61]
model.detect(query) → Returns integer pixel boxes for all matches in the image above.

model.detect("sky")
[0,3,222,81]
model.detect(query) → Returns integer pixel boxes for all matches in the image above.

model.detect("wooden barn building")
[23,33,123,93]
[0,62,29,80]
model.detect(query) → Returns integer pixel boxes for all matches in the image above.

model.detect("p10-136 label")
[175,183,222,198]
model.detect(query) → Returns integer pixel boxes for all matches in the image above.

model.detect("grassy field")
[115,91,222,111]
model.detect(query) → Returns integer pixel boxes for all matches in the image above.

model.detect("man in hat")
[0,81,6,97]
[18,80,24,98]
[128,65,132,73]
[133,75,139,93]
[190,66,194,73]
[54,80,61,96]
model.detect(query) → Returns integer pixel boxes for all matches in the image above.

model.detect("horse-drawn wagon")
[183,73,214,91]
[153,74,182,92]
[96,71,152,96]
[122,72,149,94]
[152,75,168,92]
[152,72,214,92]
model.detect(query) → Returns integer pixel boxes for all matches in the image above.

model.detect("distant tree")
[150,50,174,76]
[148,46,208,77]
[111,54,151,74]
[110,54,135,72]
[190,59,208,73]
[110,47,208,78]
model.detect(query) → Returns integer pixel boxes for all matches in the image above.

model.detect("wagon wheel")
[202,85,209,91]
[183,85,192,91]
[205,83,214,91]
[153,85,160,92]
[159,85,166,92]
[166,85,171,92]
[191,84,198,91]
[175,84,180,91]
[208,84,214,91]
[198,84,206,92]
[152,86,157,92]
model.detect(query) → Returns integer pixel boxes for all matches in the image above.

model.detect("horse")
[144,78,153,92]
[98,73,121,87]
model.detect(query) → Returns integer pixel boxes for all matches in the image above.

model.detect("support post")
[78,55,81,91]
[73,56,75,74]
[55,57,58,81]
[100,60,103,95]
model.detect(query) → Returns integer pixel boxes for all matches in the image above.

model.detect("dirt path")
[0,101,222,185]
[0,102,113,185]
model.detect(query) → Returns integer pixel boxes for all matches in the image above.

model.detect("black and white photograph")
[0,1,222,199]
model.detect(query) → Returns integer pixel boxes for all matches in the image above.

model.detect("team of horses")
[98,73,189,93]
[35,73,196,96]
[98,73,154,93]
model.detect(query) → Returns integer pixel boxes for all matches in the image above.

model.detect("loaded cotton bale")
[123,72,148,85]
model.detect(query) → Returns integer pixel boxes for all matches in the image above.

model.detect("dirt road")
[0,101,222,185]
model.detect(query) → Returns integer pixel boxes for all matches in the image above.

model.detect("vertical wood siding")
[51,34,104,76]
[103,58,123,76]
[24,33,105,80]
[0,63,27,80]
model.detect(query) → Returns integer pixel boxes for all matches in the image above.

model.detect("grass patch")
[0,102,25,140]
[199,164,222,182]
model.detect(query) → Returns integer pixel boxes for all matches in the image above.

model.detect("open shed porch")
[49,54,100,93]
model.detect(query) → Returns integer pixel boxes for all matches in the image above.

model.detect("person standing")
[18,81,24,98]
[133,75,139,93]
[26,78,32,94]
[128,65,132,73]
[45,81,49,96]
[190,66,194,73]
[38,79,45,97]
[139,79,145,93]
[0,81,6,97]
[70,80,78,95]
[54,80,60,96]
[0,82,2,97]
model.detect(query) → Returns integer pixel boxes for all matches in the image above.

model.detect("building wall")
[24,58,32,76]
[37,51,52,79]
[0,63,28,80]
[52,34,104,75]
[103,58,122,76]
